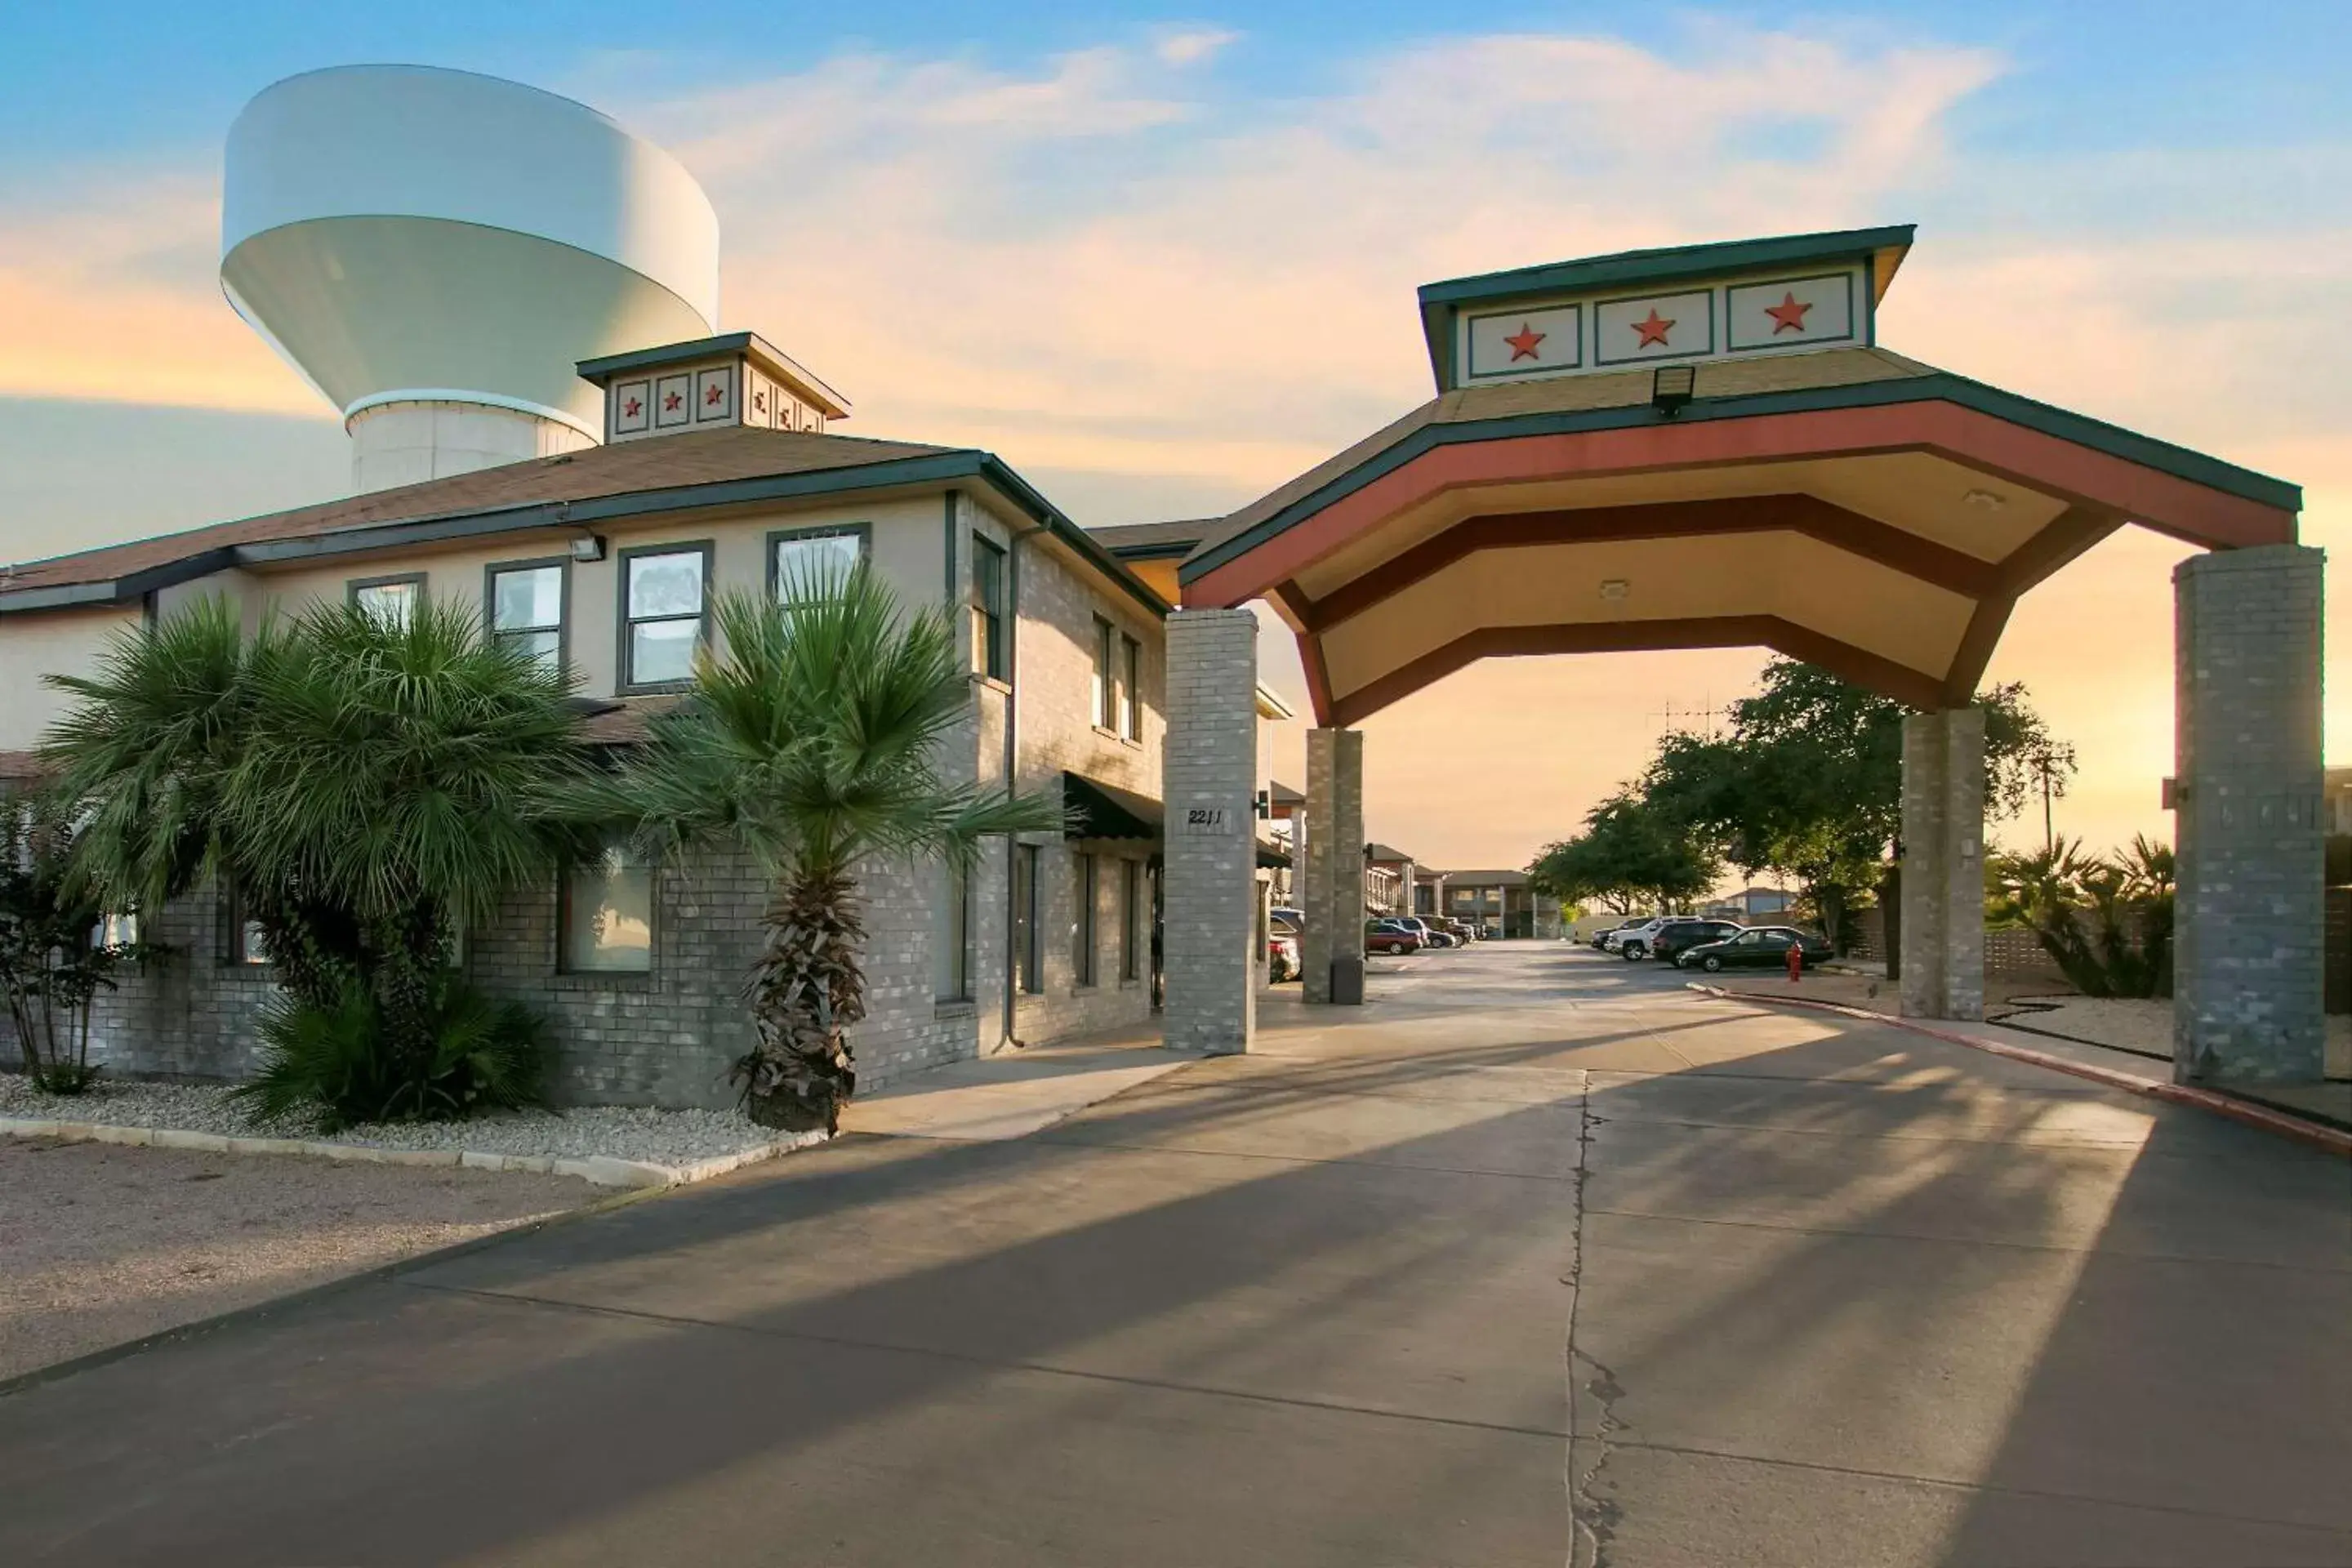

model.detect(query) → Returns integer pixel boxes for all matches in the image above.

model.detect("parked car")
[1675,926,1833,972]
[1610,917,1681,960]
[1438,918,1477,944]
[1267,929,1300,982]
[1589,921,1646,959]
[1650,919,1744,964]
[1365,920,1421,956]
[1392,917,1452,948]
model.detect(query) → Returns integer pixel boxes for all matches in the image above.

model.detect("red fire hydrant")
[1784,941,1805,984]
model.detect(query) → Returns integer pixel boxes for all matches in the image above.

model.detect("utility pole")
[2037,753,2055,855]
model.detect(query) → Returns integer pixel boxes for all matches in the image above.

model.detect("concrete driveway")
[2,942,2345,1566]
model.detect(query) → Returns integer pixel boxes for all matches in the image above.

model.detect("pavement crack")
[1563,1067,1629,1568]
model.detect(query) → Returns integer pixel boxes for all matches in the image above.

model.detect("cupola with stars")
[1414,225,1913,393]
[577,332,852,446]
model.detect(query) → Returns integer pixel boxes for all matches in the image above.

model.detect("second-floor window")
[1120,633,1142,741]
[350,573,424,629]
[621,543,710,689]
[770,524,867,601]
[1092,617,1116,729]
[971,534,1006,680]
[487,559,565,670]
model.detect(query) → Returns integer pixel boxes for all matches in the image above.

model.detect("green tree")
[1635,660,2073,953]
[0,795,143,1094]
[1530,791,1718,915]
[41,595,588,1103]
[592,565,1064,1132]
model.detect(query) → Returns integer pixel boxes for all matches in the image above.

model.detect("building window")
[486,559,566,671]
[1120,859,1141,982]
[349,573,425,629]
[1119,634,1143,741]
[1013,842,1040,994]
[769,523,868,601]
[1073,853,1098,987]
[562,838,653,973]
[224,885,270,965]
[91,911,138,950]
[1092,617,1116,729]
[933,860,970,1002]
[971,534,1007,680]
[620,543,710,690]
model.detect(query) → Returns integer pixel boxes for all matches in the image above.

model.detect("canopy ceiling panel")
[1179,229,2301,726]
[1316,535,1974,706]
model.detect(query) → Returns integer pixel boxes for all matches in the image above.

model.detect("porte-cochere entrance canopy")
[1176,226,2301,724]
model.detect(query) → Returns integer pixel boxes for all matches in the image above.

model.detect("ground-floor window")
[1120,859,1141,982]
[562,838,653,973]
[933,860,970,1001]
[1013,843,1040,993]
[1073,853,1098,987]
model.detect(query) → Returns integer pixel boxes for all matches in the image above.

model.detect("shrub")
[235,977,549,1132]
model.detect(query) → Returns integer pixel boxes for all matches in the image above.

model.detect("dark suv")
[1650,919,1744,964]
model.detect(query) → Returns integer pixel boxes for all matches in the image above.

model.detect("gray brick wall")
[2174,544,2326,1082]
[1161,608,1258,1052]
[1900,706,1985,1022]
[1301,727,1365,1004]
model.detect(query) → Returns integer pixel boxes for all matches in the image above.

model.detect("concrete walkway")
[2,943,2345,1566]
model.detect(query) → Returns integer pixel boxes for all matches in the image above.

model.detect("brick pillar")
[1302,728,1365,1004]
[2174,545,2325,1083]
[1900,706,1985,1021]
[1163,609,1258,1054]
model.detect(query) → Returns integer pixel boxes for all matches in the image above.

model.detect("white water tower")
[222,65,721,492]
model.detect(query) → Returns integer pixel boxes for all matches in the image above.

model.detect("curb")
[1685,984,2352,1160]
[0,1116,831,1188]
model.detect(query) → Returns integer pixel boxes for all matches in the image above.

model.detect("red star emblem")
[705,384,724,406]
[1765,291,1812,334]
[1632,309,1675,349]
[623,396,642,418]
[663,390,683,412]
[1502,322,1546,362]
[754,390,766,412]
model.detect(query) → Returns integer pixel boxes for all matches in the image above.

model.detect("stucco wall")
[0,606,141,752]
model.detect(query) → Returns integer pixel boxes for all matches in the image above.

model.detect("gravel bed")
[1994,996,2352,1077]
[0,1072,786,1167]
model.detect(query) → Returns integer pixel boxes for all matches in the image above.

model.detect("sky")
[2,2,2347,872]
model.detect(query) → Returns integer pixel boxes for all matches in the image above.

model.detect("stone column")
[1302,728,1366,1004]
[1900,706,1985,1021]
[1162,609,1259,1054]
[2174,545,2325,1084]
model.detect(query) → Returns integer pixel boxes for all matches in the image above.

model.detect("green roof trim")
[1180,370,2300,586]
[1416,226,1918,308]
[1417,225,1914,394]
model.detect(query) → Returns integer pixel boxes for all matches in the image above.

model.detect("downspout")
[1000,511,1050,1052]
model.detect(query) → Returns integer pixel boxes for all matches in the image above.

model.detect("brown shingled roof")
[2,425,958,596]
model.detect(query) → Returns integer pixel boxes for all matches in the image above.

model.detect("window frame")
[482,555,570,674]
[558,835,657,976]
[933,858,972,1004]
[1120,858,1141,982]
[346,572,427,628]
[1013,842,1041,994]
[970,532,1008,682]
[1119,633,1143,742]
[222,883,270,968]
[1091,616,1116,731]
[616,540,715,694]
[1073,852,1098,988]
[766,522,871,603]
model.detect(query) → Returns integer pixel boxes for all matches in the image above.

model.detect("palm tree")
[595,564,1065,1132]
[42,593,591,1061]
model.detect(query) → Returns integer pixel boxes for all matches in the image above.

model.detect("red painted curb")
[1688,983,2352,1160]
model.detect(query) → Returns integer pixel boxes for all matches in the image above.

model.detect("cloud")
[1152,28,1240,69]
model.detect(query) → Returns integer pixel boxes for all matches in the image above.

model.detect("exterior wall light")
[568,533,608,563]
[1599,578,1631,601]
[1650,364,1696,416]
[1962,488,2007,511]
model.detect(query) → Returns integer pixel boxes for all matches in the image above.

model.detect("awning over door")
[1061,771,1291,867]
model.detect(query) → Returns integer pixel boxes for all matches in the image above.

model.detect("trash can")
[1330,956,1365,1004]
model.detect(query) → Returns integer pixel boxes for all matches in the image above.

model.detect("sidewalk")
[843,1022,1187,1142]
